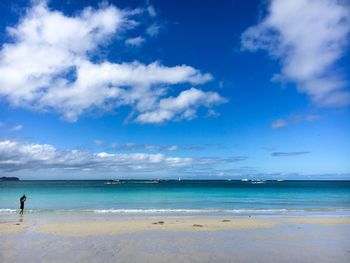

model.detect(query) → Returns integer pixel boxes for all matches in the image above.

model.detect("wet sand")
[36,218,279,236]
[0,222,30,235]
[1,216,350,262]
[282,217,350,225]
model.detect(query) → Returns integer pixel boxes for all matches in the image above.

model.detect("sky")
[0,0,349,180]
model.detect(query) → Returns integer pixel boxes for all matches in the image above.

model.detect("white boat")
[251,179,266,184]
[105,180,121,185]
[241,178,249,182]
[151,179,161,184]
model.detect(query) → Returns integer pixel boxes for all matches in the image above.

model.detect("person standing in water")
[19,195,26,215]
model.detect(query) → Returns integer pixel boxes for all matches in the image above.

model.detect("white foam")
[92,209,219,214]
[91,208,294,214]
[0,208,348,215]
[0,209,17,213]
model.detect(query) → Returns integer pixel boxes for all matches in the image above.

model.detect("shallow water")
[1,180,350,217]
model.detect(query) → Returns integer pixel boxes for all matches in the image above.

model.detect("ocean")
[1,180,350,217]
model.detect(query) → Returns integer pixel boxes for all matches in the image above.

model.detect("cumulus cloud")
[242,0,350,107]
[136,88,226,124]
[271,114,320,128]
[0,139,246,177]
[271,151,310,157]
[0,1,221,123]
[0,139,192,173]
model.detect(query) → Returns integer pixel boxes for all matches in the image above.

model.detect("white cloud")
[9,125,23,132]
[242,0,350,107]
[271,114,320,129]
[125,36,145,46]
[136,88,226,124]
[0,1,221,123]
[0,139,245,178]
[0,139,193,174]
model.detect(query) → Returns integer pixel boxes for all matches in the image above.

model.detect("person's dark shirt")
[20,196,26,203]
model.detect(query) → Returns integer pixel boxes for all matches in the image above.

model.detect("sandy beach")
[0,222,31,235]
[1,216,349,263]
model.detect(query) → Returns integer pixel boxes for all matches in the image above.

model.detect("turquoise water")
[1,180,350,216]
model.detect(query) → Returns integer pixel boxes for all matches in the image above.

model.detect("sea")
[1,180,350,218]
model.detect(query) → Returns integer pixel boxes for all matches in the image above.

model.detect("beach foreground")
[1,216,350,262]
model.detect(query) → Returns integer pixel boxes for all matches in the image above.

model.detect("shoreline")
[1,208,350,226]
[1,216,350,236]
[1,207,349,216]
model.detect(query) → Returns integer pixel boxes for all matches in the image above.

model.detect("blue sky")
[0,0,349,180]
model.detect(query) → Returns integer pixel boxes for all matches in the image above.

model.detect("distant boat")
[251,179,266,184]
[123,180,160,184]
[105,180,121,185]
[151,179,161,184]
[241,178,249,182]
[277,179,284,182]
[178,177,181,181]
